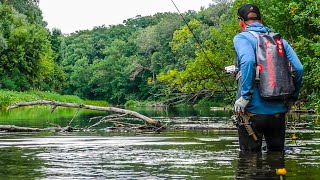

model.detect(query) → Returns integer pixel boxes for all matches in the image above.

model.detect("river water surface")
[0,107,319,179]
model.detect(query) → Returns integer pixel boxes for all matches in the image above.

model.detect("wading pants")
[237,113,286,152]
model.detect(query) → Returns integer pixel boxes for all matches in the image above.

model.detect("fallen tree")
[0,125,79,132]
[4,100,164,132]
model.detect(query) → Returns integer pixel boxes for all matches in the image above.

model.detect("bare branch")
[86,113,129,129]
[8,100,162,127]
[68,107,80,126]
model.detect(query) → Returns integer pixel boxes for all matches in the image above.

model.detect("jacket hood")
[245,22,271,33]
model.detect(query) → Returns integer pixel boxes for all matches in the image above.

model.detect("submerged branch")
[86,113,129,129]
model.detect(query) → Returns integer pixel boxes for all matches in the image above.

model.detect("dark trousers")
[237,113,286,152]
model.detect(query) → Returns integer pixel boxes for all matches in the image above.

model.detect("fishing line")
[170,0,233,99]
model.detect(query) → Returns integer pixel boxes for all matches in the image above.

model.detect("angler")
[233,4,303,152]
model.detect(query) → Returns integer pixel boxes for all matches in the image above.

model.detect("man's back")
[233,22,303,114]
[233,3,304,152]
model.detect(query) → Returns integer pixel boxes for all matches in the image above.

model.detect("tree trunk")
[8,100,162,127]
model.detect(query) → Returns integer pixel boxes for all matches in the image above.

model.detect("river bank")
[1,90,317,115]
[0,90,109,109]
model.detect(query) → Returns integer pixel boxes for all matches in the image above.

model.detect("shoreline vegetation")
[0,90,227,109]
[0,90,316,114]
[0,90,109,110]
[0,90,316,132]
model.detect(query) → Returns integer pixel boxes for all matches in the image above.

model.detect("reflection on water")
[0,147,45,179]
[0,130,319,179]
[236,152,285,179]
[0,134,237,179]
[0,107,319,179]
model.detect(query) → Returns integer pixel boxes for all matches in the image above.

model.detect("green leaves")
[159,8,237,96]
[0,33,8,52]
[0,3,63,92]
[0,0,316,110]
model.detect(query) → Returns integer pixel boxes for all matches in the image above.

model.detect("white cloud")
[39,0,212,34]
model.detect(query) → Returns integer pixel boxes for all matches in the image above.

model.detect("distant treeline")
[0,0,319,110]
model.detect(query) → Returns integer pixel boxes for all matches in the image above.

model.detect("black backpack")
[248,31,295,100]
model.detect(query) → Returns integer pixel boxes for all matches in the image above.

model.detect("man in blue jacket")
[233,4,303,152]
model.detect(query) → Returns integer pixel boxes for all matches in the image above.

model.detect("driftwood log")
[7,100,162,128]
[0,125,79,132]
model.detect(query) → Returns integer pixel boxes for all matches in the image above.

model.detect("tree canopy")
[0,1,65,91]
[0,0,319,110]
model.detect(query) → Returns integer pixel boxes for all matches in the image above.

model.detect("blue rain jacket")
[233,22,303,115]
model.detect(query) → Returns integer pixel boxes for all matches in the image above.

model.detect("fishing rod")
[169,1,260,142]
[169,0,233,99]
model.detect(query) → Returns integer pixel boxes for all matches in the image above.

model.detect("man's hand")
[234,96,249,113]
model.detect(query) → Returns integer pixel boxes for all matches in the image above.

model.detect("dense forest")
[0,0,319,110]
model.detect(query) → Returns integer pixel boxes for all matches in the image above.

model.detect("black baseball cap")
[237,4,261,21]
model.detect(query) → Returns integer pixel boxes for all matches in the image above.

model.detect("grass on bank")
[124,98,228,108]
[0,90,109,109]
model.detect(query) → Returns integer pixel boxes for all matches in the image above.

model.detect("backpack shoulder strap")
[245,31,261,82]
[247,31,259,39]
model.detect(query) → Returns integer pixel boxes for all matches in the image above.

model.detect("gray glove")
[234,96,249,113]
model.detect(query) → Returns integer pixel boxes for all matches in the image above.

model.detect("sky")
[39,0,213,34]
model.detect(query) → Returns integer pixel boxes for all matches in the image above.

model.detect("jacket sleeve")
[282,39,304,100]
[233,34,255,100]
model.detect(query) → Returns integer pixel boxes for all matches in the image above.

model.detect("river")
[0,107,319,179]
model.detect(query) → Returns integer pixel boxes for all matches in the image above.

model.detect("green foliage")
[83,100,109,107]
[124,100,155,107]
[158,8,237,95]
[125,100,141,107]
[0,2,66,92]
[0,90,109,109]
[50,28,65,65]
[0,0,45,25]
[194,97,227,108]
[306,93,320,113]
[5,0,318,110]
[0,90,80,109]
[61,13,183,104]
